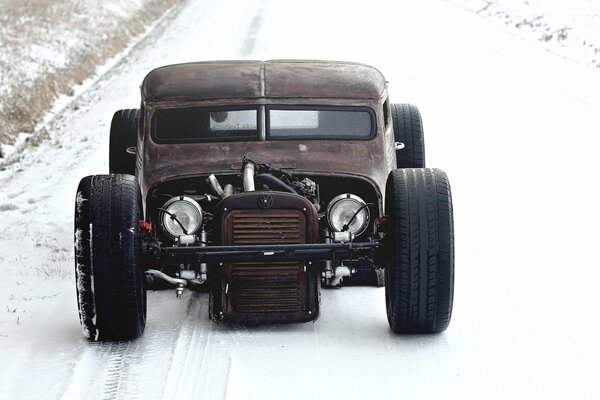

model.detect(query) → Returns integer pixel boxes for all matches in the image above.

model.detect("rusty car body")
[74,60,455,341]
[139,60,394,213]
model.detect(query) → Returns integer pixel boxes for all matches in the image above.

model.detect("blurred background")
[1,0,598,156]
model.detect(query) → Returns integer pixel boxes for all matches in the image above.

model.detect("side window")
[139,103,145,138]
[383,97,390,128]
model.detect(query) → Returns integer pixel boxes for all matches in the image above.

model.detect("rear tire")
[391,104,425,168]
[74,174,146,341]
[109,109,139,175]
[384,168,454,333]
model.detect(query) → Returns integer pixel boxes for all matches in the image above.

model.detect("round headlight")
[327,194,370,236]
[161,196,203,237]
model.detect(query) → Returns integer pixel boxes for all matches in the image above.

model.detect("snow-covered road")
[1,0,600,398]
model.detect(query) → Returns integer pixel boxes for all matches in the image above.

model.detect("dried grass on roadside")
[0,0,183,156]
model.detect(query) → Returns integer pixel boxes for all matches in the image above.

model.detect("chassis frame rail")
[150,242,380,264]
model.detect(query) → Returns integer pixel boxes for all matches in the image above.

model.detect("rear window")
[268,107,374,140]
[153,107,258,142]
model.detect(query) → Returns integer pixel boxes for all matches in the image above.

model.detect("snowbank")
[447,0,600,70]
[0,0,184,157]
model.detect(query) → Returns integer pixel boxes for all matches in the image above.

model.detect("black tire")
[384,168,454,333]
[391,104,425,168]
[74,174,146,341]
[109,109,139,175]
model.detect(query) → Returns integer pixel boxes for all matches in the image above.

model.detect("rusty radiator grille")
[228,263,303,313]
[227,210,305,245]
[224,209,306,315]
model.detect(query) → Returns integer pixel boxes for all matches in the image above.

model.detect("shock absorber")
[323,228,334,282]
[199,229,208,281]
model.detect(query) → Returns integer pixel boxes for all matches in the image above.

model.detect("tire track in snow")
[161,292,231,399]
[101,342,135,400]
[56,292,212,399]
[59,337,147,399]
[240,9,264,57]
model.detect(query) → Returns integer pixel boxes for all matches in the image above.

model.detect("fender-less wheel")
[109,109,139,175]
[384,168,454,333]
[391,104,425,168]
[74,174,146,341]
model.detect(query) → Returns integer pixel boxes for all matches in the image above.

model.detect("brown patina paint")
[138,60,397,214]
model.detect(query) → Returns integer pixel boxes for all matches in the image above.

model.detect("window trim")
[265,105,377,141]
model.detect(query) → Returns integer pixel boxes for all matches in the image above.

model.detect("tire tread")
[391,104,426,168]
[74,174,146,341]
[385,168,454,333]
[109,109,139,175]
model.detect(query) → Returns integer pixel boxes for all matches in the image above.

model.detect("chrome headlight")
[327,194,370,236]
[161,196,203,238]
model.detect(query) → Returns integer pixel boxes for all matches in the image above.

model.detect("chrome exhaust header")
[243,160,256,192]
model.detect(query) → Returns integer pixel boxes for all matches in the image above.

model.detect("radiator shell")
[210,191,320,323]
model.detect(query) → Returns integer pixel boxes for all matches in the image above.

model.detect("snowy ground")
[1,0,600,398]
[449,0,600,69]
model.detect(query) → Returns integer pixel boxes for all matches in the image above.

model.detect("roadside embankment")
[447,0,600,70]
[0,0,184,157]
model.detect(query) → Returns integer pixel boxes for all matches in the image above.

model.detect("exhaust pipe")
[223,184,234,198]
[206,174,224,197]
[243,161,256,192]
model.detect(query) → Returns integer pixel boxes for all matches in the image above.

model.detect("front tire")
[384,168,454,333]
[74,174,146,341]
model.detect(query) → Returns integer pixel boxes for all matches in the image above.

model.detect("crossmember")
[153,242,380,264]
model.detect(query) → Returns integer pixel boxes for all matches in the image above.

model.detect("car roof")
[141,60,387,102]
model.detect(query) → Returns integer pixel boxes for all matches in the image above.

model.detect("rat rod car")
[74,60,454,341]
